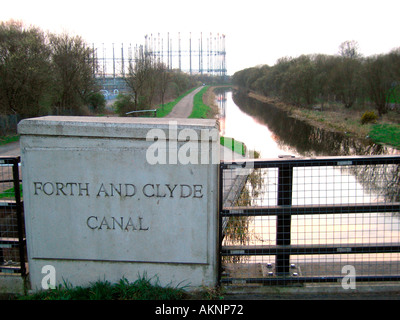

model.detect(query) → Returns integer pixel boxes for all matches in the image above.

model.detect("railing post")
[218,163,224,285]
[276,163,293,275]
[12,157,26,277]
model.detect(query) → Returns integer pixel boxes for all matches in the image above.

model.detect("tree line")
[115,45,227,116]
[0,20,227,120]
[0,20,99,118]
[116,45,198,116]
[232,41,400,116]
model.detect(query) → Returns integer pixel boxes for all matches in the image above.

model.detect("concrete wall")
[18,116,220,291]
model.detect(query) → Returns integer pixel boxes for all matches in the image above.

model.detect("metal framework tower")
[93,32,227,80]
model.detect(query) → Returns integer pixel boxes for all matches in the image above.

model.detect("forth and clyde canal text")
[33,181,204,198]
[32,181,204,232]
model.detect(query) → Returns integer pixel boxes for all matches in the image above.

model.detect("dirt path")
[165,86,203,118]
[0,141,20,157]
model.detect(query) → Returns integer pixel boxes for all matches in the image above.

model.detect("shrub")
[361,111,378,125]
[87,92,106,113]
[113,93,135,116]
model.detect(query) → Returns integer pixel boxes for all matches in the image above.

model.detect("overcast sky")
[1,0,399,75]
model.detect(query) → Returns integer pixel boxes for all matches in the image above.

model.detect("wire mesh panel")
[220,156,400,285]
[0,157,26,275]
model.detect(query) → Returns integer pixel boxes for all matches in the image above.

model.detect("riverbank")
[246,90,400,150]
[202,85,228,120]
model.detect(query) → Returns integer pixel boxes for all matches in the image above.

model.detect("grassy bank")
[247,91,400,150]
[189,85,211,119]
[369,124,400,149]
[0,135,19,146]
[0,185,22,199]
[220,136,246,156]
[19,275,187,300]
[18,274,225,300]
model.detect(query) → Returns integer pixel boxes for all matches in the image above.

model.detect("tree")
[0,21,52,117]
[114,93,135,116]
[388,48,400,81]
[339,40,361,59]
[87,92,106,113]
[363,54,393,116]
[313,54,338,106]
[278,55,317,107]
[49,33,97,115]
[334,41,363,108]
[125,45,152,110]
[157,62,171,109]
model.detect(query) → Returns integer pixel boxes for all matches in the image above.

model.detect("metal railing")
[0,157,26,276]
[126,109,157,117]
[219,155,400,285]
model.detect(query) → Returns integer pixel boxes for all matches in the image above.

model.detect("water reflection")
[230,89,398,157]
[219,88,400,276]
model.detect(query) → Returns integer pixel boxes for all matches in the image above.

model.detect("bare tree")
[157,62,171,109]
[339,40,361,59]
[125,45,152,110]
[335,41,362,108]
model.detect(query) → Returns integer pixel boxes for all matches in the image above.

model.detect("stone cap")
[18,116,220,141]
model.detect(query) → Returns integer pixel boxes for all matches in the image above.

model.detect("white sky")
[1,0,399,75]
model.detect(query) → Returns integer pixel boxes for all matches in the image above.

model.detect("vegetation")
[19,274,187,300]
[0,20,230,123]
[113,93,136,116]
[0,184,22,199]
[87,92,106,113]
[361,111,378,125]
[220,136,246,156]
[189,86,211,119]
[156,87,197,118]
[369,124,400,149]
[232,41,400,116]
[0,20,98,118]
[222,149,261,262]
[0,134,19,146]
[232,40,400,148]
[122,47,228,115]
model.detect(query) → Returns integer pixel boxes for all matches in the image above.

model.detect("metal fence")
[0,157,26,276]
[219,155,400,285]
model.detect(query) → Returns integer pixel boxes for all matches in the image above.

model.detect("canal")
[218,89,400,280]
[219,89,398,158]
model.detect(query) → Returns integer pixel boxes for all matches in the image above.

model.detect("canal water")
[218,89,400,273]
[219,89,398,158]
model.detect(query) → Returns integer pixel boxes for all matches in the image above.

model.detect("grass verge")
[19,274,187,300]
[0,185,22,199]
[0,135,19,146]
[189,86,211,119]
[369,124,400,149]
[220,136,246,156]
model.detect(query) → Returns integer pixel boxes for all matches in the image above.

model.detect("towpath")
[0,141,20,157]
[165,86,203,118]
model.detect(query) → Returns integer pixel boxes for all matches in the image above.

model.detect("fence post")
[276,163,293,275]
[218,163,224,286]
[12,157,26,277]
